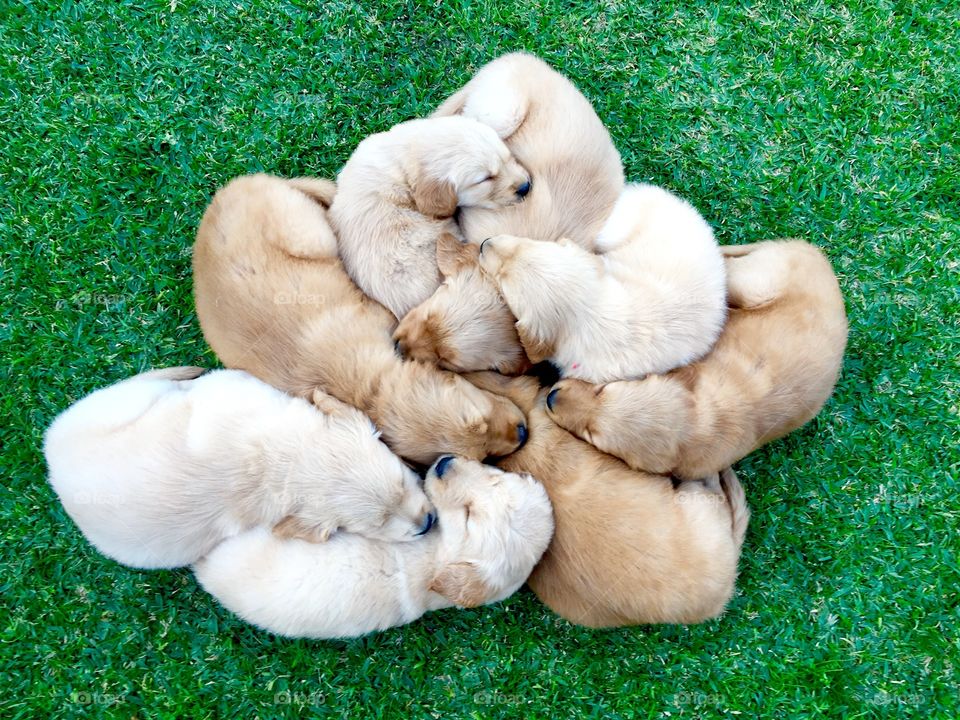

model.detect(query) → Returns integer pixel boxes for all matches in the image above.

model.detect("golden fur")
[545,241,848,478]
[466,372,749,627]
[192,174,528,465]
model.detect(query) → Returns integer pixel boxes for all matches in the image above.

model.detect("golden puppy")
[45,367,435,568]
[194,457,554,639]
[394,53,625,373]
[466,372,749,627]
[545,241,848,479]
[330,116,531,320]
[192,174,528,466]
[478,184,728,383]
[432,52,624,247]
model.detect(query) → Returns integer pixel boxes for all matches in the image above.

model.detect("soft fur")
[394,53,625,373]
[192,174,528,466]
[44,367,434,569]
[478,184,728,383]
[194,457,554,639]
[330,116,530,320]
[466,372,749,627]
[545,240,848,478]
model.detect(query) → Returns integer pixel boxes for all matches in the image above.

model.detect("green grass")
[2,0,958,717]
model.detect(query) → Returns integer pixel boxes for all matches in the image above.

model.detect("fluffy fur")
[44,367,434,569]
[330,116,530,320]
[394,53,624,373]
[192,174,528,466]
[545,240,848,478]
[478,184,728,383]
[466,372,749,627]
[194,457,554,639]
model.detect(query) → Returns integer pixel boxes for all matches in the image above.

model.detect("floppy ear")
[413,176,458,218]
[272,515,335,543]
[515,321,554,365]
[429,561,490,608]
[436,232,480,277]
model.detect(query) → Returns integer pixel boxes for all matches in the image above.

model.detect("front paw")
[544,379,604,440]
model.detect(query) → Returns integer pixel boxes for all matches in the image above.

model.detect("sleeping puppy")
[194,457,554,639]
[193,174,528,466]
[432,52,624,248]
[394,53,624,372]
[330,116,531,320]
[44,367,434,569]
[478,184,728,383]
[544,240,848,479]
[466,372,749,627]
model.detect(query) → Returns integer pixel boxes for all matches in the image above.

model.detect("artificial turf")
[1,1,957,717]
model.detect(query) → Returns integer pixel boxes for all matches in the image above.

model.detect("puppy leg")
[545,376,693,475]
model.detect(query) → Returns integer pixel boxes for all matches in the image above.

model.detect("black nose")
[434,455,455,478]
[516,423,528,448]
[546,388,560,411]
[516,180,531,198]
[416,512,436,536]
[480,238,491,253]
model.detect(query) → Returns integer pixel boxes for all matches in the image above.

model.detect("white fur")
[194,458,554,639]
[479,184,727,383]
[330,116,530,320]
[44,367,433,569]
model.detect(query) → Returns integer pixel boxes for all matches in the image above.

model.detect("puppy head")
[393,234,528,374]
[411,117,531,217]
[425,456,554,607]
[276,400,435,543]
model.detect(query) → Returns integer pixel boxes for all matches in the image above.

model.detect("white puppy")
[330,116,531,320]
[194,456,555,639]
[478,184,727,383]
[44,367,434,569]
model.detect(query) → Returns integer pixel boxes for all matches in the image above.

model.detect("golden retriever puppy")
[192,174,528,466]
[330,116,531,320]
[478,184,727,383]
[432,52,624,248]
[194,456,554,639]
[545,241,848,479]
[394,53,624,372]
[466,372,749,627]
[44,367,435,569]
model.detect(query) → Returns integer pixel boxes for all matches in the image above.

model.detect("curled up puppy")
[194,456,554,639]
[330,116,531,320]
[44,367,434,569]
[479,183,728,383]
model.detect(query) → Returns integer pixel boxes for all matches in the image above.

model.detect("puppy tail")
[719,467,750,552]
[286,177,337,208]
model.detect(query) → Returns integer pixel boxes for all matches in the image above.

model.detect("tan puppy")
[330,116,531,321]
[192,174,528,466]
[44,367,434,569]
[394,53,624,372]
[478,184,727,383]
[545,241,848,479]
[466,372,749,627]
[194,456,555,639]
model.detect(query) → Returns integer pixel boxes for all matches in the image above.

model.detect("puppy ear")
[429,561,489,608]
[515,321,554,365]
[414,176,458,218]
[436,232,480,277]
[272,515,334,543]
[310,388,355,418]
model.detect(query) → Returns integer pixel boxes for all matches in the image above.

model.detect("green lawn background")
[1,1,957,717]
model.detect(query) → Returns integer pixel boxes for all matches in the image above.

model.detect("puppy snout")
[515,179,531,199]
[434,455,455,478]
[416,511,437,536]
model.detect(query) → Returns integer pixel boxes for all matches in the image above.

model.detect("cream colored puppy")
[44,367,434,569]
[394,53,624,372]
[330,116,531,320]
[194,456,554,639]
[479,184,727,383]
[545,240,848,479]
